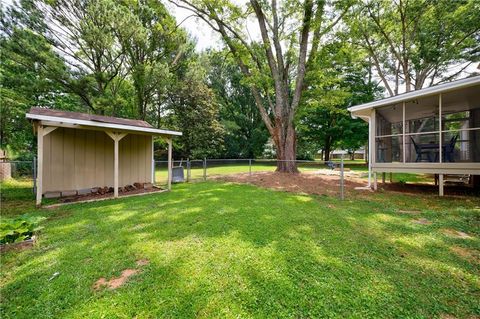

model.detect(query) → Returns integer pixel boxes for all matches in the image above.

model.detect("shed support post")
[114,138,119,198]
[106,131,127,198]
[439,174,444,196]
[167,138,172,191]
[36,125,43,207]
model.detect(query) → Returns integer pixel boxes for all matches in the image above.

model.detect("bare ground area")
[213,172,366,196]
[213,171,480,198]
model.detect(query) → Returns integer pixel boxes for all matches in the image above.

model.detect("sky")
[166,2,221,51]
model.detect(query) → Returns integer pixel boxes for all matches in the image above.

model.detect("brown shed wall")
[43,128,152,193]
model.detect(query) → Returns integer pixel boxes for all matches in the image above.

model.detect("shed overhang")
[26,112,182,137]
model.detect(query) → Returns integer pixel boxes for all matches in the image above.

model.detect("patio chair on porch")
[443,135,458,162]
[411,137,432,162]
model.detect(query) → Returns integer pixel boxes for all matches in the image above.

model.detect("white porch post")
[106,132,127,198]
[167,138,172,191]
[439,174,444,196]
[36,125,43,207]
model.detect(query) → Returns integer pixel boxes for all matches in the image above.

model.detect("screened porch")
[374,84,480,165]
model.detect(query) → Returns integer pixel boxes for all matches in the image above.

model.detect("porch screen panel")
[405,95,440,163]
[375,104,403,163]
[441,85,480,163]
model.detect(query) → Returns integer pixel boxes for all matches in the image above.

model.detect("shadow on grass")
[1,182,479,318]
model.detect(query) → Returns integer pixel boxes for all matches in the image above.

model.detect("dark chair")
[411,137,432,162]
[443,135,458,162]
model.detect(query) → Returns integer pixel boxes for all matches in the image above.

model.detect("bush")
[0,215,45,244]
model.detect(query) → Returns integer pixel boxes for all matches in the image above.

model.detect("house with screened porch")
[348,76,480,196]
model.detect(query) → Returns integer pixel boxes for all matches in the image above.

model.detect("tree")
[350,0,480,95]
[117,0,186,120]
[170,0,350,172]
[165,58,225,158]
[297,41,380,161]
[0,6,82,158]
[206,50,269,158]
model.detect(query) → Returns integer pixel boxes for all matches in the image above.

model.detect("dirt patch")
[442,228,473,239]
[214,172,365,196]
[412,218,432,225]
[93,259,149,291]
[450,246,480,264]
[136,259,150,266]
[396,209,421,215]
[0,236,36,253]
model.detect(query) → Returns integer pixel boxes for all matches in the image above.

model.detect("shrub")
[0,215,46,244]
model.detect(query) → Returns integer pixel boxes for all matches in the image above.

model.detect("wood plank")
[63,128,75,190]
[74,129,86,189]
[95,131,105,187]
[84,130,96,188]
[51,128,64,191]
[43,130,51,192]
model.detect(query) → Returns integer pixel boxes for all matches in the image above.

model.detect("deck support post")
[389,172,393,183]
[439,174,444,196]
[382,172,386,184]
[167,138,172,191]
[36,125,43,207]
[373,172,378,191]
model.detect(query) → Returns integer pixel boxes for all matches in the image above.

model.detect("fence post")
[249,159,252,175]
[203,157,207,181]
[340,154,345,200]
[187,158,191,182]
[33,157,37,194]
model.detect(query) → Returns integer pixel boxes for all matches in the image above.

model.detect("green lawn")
[1,179,479,318]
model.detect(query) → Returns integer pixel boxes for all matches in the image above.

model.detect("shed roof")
[348,76,480,115]
[26,107,182,136]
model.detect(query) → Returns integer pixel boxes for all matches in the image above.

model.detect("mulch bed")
[213,172,365,196]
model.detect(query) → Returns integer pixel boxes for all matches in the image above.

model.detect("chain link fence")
[154,158,354,199]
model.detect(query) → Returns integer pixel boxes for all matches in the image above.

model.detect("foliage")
[1,181,479,317]
[164,57,225,159]
[172,0,353,171]
[0,215,45,244]
[348,0,480,95]
[206,50,269,158]
[297,41,380,160]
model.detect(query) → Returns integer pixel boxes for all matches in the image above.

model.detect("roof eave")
[348,76,480,113]
[26,113,182,136]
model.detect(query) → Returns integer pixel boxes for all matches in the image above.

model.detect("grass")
[154,161,433,184]
[1,179,479,318]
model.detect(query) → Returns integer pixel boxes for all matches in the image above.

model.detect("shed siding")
[43,128,152,193]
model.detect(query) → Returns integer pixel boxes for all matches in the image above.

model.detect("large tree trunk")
[273,123,298,173]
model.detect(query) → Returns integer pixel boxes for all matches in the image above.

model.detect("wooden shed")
[26,108,182,206]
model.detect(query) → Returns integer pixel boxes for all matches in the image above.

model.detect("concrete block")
[44,191,61,199]
[77,188,91,195]
[144,183,153,189]
[61,190,77,197]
